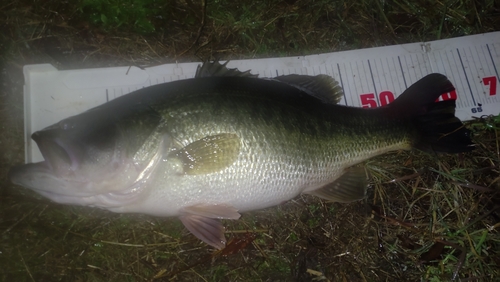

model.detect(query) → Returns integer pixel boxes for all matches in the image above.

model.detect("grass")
[0,0,499,281]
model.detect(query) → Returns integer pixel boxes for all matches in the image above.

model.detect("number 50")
[360,91,395,108]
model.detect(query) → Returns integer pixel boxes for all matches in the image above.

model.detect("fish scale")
[134,84,413,213]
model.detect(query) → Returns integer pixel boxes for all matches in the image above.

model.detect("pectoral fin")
[170,133,241,175]
[306,167,369,203]
[179,204,241,249]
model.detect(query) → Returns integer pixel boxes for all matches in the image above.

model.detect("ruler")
[23,32,500,163]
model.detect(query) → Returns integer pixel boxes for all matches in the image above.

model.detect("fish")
[9,61,474,249]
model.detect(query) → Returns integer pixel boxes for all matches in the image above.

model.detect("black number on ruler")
[471,103,483,114]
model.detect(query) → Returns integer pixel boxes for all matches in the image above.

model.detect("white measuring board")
[24,32,500,163]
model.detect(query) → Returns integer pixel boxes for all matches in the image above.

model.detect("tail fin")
[389,73,474,153]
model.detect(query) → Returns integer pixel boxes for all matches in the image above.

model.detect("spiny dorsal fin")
[195,61,258,78]
[196,61,343,104]
[273,74,344,104]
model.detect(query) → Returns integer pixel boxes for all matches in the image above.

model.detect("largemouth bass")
[10,62,474,248]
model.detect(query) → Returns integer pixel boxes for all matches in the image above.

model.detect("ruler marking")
[349,62,357,107]
[348,61,355,106]
[412,53,419,81]
[405,55,412,82]
[405,55,413,83]
[467,47,479,105]
[390,57,400,98]
[484,44,500,103]
[423,52,431,75]
[392,56,406,96]
[388,57,395,95]
[378,58,387,94]
[394,57,404,98]
[457,48,477,106]
[374,59,382,91]
[481,45,495,80]
[356,61,371,106]
[382,58,393,97]
[384,58,391,91]
[435,51,444,74]
[358,61,365,106]
[445,49,465,107]
[444,50,462,105]
[358,60,366,106]
[344,62,353,106]
[474,46,486,104]
[398,56,408,88]
[358,61,364,93]
[350,62,359,107]
[337,63,348,106]
[411,53,420,81]
[367,60,380,106]
[421,52,430,76]
[409,54,418,83]
[390,58,399,99]
[486,44,500,83]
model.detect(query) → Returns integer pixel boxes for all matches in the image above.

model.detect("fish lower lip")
[9,162,50,185]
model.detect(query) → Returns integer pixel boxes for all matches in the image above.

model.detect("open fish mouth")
[8,129,90,197]
[31,131,81,176]
[9,161,141,207]
[9,161,50,184]
[9,128,150,206]
[8,161,80,196]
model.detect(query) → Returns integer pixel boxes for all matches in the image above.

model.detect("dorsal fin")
[274,74,344,104]
[195,61,344,104]
[195,61,258,78]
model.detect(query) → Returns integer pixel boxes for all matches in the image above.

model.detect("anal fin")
[306,167,368,203]
[179,204,241,249]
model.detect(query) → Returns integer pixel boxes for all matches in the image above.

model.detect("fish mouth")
[9,162,97,203]
[9,129,74,190]
[31,130,80,175]
[9,161,50,184]
[8,161,75,195]
[9,155,146,207]
[8,157,93,198]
